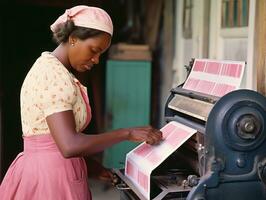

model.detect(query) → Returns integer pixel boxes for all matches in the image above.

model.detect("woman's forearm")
[64,130,130,157]
[46,110,161,158]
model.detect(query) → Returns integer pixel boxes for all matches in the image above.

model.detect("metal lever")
[116,183,131,190]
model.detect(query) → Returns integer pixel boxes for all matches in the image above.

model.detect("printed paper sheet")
[183,59,245,97]
[125,121,197,200]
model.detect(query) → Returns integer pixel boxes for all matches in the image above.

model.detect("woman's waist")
[23,134,60,153]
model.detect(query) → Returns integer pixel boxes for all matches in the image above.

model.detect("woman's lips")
[83,64,93,70]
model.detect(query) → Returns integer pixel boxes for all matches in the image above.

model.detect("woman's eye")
[91,49,98,54]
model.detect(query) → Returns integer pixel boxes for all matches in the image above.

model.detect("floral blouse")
[20,52,91,136]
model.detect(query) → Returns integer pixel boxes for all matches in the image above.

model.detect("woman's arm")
[46,110,162,158]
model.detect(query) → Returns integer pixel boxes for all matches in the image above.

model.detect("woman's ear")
[68,36,77,46]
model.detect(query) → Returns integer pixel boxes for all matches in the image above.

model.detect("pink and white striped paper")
[125,121,197,200]
[183,59,245,97]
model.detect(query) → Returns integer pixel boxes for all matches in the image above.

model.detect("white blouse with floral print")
[20,52,91,136]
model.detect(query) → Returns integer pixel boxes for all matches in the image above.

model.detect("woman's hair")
[52,20,105,44]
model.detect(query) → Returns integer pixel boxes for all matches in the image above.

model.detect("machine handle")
[116,183,131,190]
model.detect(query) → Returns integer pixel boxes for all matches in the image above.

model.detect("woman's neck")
[51,44,71,71]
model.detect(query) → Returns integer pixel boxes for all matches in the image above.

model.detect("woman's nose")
[91,55,100,64]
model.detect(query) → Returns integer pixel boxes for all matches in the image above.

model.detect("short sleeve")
[37,65,77,117]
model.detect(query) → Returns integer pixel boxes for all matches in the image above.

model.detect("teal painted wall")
[103,60,151,169]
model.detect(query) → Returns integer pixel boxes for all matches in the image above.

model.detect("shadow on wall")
[0,4,65,179]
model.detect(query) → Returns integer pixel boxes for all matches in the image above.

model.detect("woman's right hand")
[126,126,163,145]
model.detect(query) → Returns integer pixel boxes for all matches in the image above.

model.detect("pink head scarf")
[50,5,113,36]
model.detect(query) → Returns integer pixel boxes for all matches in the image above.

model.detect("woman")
[0,5,162,200]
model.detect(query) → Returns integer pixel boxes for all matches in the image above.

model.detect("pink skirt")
[0,134,92,200]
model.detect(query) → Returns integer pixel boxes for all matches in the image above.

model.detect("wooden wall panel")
[143,0,163,51]
[254,0,266,95]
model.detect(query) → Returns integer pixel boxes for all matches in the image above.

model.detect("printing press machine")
[113,61,266,200]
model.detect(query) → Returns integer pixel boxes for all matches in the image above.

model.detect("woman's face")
[68,32,111,72]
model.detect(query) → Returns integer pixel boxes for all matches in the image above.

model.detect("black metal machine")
[114,63,266,200]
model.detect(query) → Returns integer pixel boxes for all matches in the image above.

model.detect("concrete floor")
[89,178,120,200]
